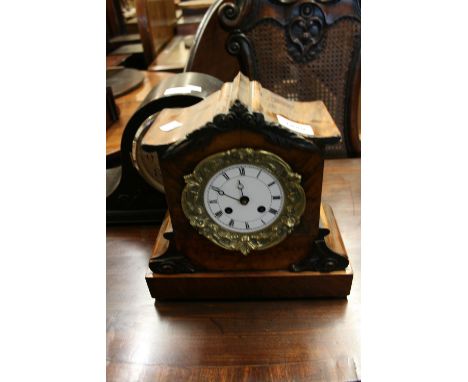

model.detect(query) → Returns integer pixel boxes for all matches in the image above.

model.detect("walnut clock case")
[140,73,352,300]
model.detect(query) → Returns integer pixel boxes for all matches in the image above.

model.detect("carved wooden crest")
[286,2,325,63]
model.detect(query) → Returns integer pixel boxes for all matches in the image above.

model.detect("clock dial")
[181,148,306,254]
[203,164,284,233]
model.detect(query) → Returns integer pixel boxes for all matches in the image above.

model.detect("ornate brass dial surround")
[181,148,306,255]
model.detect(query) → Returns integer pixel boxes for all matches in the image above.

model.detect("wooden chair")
[186,0,361,156]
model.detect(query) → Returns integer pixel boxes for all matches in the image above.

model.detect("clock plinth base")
[145,204,352,300]
[146,268,352,301]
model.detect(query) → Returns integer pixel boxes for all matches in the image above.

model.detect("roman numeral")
[272,196,281,200]
[245,222,250,229]
[215,211,223,218]
[209,200,217,204]
[268,181,275,187]
[269,208,278,215]
[261,219,266,225]
[222,172,229,180]
[256,170,262,178]
[229,219,234,227]
[239,167,245,176]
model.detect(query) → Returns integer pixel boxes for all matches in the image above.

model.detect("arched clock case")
[137,73,353,300]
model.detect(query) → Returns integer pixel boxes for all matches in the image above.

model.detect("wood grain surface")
[142,72,341,148]
[136,0,177,66]
[147,35,191,72]
[146,204,352,300]
[106,71,175,160]
[106,158,361,381]
[106,54,131,68]
[158,129,324,271]
[177,0,215,10]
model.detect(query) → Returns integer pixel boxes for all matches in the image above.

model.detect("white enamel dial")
[203,164,284,233]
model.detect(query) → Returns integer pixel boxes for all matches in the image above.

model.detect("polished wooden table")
[107,158,361,382]
[147,35,191,73]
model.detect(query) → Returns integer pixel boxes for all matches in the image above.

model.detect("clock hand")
[236,181,249,205]
[211,186,241,202]
[237,180,245,197]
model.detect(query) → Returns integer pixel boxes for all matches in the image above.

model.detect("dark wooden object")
[186,0,361,157]
[109,33,141,46]
[106,86,120,129]
[348,56,361,155]
[109,43,144,56]
[107,72,223,224]
[106,158,361,381]
[106,71,175,163]
[106,0,126,40]
[106,68,145,97]
[136,0,177,67]
[141,73,344,269]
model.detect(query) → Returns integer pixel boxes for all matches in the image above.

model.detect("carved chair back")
[186,0,361,156]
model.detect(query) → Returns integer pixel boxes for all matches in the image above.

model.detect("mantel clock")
[138,72,352,300]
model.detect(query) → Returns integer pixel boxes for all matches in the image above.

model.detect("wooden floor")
[106,158,361,382]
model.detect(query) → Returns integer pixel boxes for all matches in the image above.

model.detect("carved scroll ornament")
[286,3,326,63]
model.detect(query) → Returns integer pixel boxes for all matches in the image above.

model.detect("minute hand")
[211,186,240,201]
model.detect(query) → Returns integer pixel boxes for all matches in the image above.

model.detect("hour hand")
[237,180,245,196]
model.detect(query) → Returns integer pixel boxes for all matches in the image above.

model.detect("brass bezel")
[181,148,306,255]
